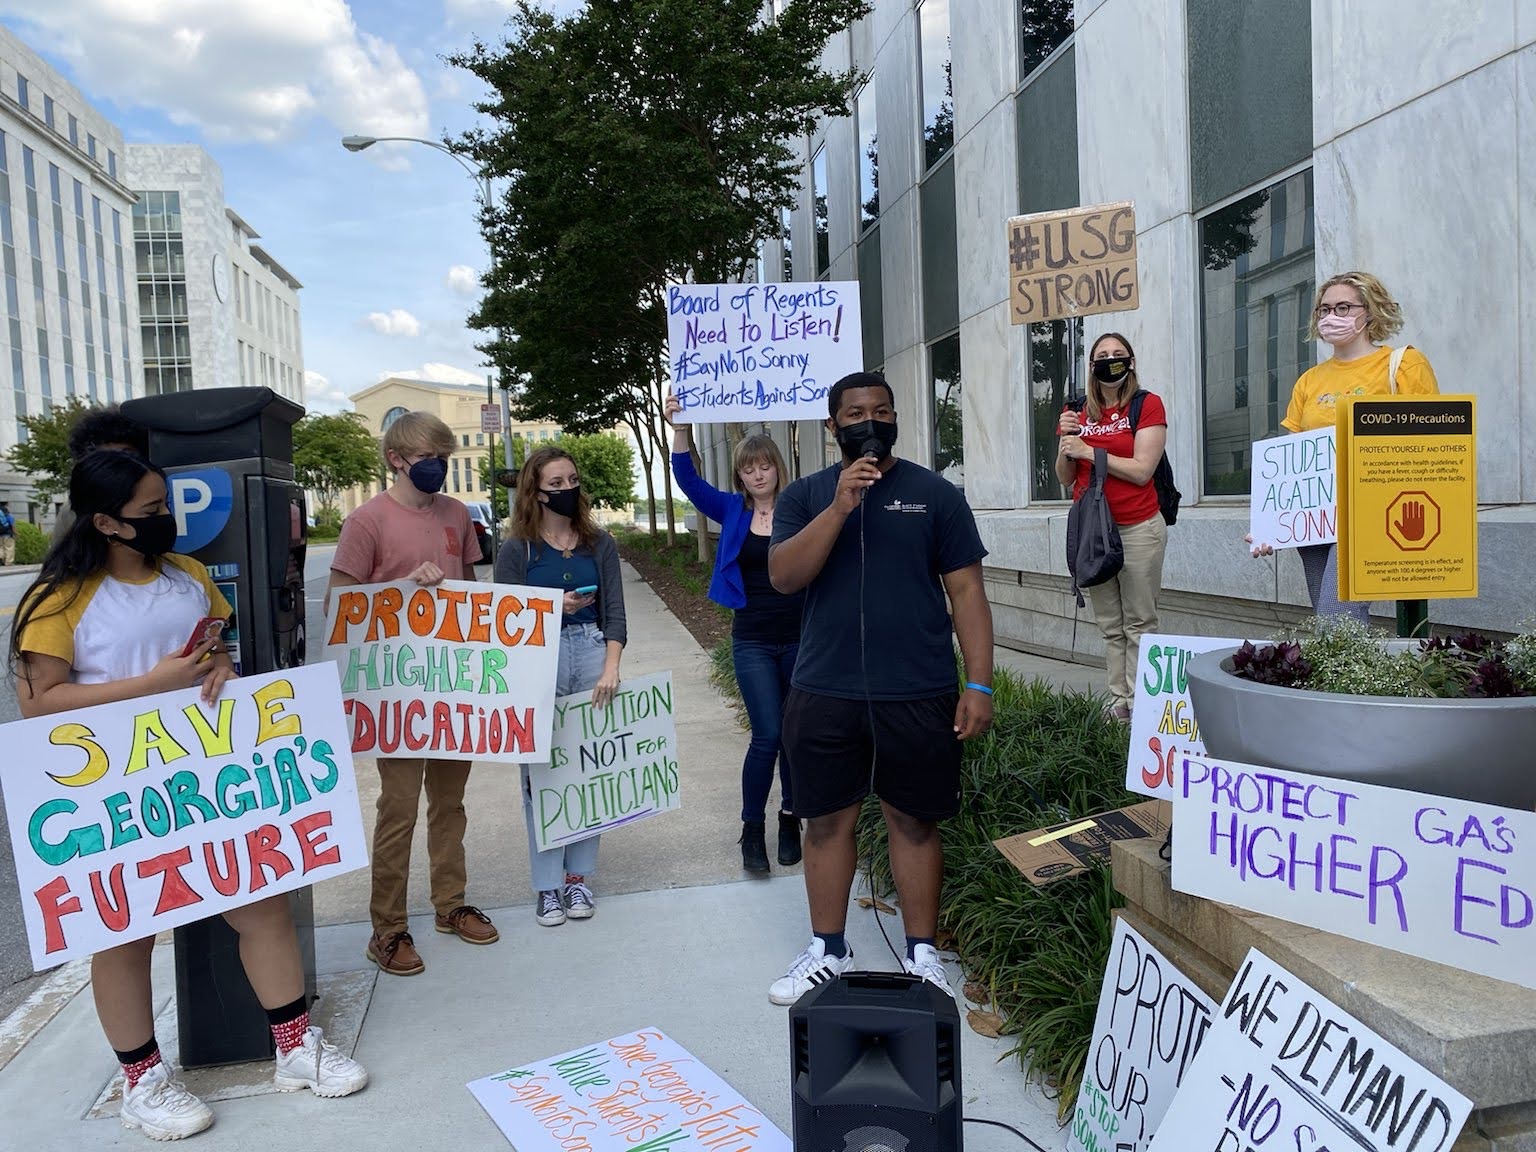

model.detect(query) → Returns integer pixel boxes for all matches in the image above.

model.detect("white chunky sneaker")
[904,943,955,998]
[273,1027,369,1098]
[119,1062,214,1142]
[768,938,853,1005]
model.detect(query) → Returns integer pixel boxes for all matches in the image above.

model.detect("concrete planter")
[1186,647,1536,810]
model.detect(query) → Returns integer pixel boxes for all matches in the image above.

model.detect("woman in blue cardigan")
[666,393,804,874]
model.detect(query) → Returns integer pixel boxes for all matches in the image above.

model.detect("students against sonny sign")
[665,391,804,875]
[1248,271,1440,622]
[495,446,628,928]
[12,451,366,1142]
[1057,333,1169,722]
[329,411,500,978]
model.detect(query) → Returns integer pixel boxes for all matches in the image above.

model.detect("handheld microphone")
[857,439,881,502]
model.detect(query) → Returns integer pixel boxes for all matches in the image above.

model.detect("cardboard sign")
[996,801,1170,886]
[1126,634,1251,799]
[0,665,367,969]
[530,672,680,852]
[1006,201,1139,324]
[1337,395,1478,600]
[469,1027,791,1152]
[1249,428,1337,551]
[323,580,563,763]
[667,281,863,423]
[1148,949,1471,1152]
[1067,920,1217,1152]
[1173,754,1536,991]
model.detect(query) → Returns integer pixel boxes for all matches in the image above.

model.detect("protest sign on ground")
[996,801,1170,886]
[469,1027,790,1152]
[667,281,862,423]
[323,579,562,762]
[1249,428,1337,551]
[1,665,366,969]
[1066,919,1216,1152]
[1148,949,1471,1152]
[530,672,679,852]
[1126,634,1249,798]
[1173,754,1536,991]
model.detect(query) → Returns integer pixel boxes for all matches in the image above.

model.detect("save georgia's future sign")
[0,664,367,969]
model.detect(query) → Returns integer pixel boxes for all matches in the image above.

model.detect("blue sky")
[3,0,584,412]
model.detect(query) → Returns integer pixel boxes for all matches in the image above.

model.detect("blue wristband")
[965,682,993,696]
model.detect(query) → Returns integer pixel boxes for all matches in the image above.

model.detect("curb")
[0,957,91,1074]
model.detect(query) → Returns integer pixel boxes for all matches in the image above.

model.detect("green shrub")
[15,521,47,564]
[708,637,744,725]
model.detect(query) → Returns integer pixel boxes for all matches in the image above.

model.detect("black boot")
[740,821,770,873]
[778,812,803,866]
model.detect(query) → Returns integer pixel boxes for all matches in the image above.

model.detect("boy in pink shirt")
[329,412,499,975]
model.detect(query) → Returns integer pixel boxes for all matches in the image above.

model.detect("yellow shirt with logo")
[1282,345,1439,433]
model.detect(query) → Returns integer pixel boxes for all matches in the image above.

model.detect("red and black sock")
[266,995,310,1055]
[115,1038,162,1089]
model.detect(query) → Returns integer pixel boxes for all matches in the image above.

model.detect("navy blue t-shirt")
[526,541,600,625]
[771,459,987,700]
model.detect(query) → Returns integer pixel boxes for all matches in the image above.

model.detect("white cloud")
[383,363,485,386]
[446,265,479,296]
[303,370,353,413]
[366,308,422,337]
[8,0,429,146]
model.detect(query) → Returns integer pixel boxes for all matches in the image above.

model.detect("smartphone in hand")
[573,585,598,596]
[180,617,226,658]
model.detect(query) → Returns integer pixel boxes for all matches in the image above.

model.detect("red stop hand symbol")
[1395,500,1426,542]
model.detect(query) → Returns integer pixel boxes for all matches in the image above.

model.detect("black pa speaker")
[789,972,962,1152]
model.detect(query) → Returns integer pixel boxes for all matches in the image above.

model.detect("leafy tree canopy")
[6,398,95,505]
[293,412,381,514]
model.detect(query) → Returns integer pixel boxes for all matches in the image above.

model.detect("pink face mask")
[1318,312,1364,342]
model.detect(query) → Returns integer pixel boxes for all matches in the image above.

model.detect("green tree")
[293,413,381,516]
[6,397,93,505]
[562,432,635,511]
[479,435,527,522]
[449,0,868,539]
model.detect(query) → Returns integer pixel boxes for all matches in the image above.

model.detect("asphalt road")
[0,544,341,1019]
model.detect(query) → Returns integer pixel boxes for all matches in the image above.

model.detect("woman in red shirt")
[1055,333,1169,721]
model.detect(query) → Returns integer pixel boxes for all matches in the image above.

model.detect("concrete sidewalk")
[0,562,1091,1152]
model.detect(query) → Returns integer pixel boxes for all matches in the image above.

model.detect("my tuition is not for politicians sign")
[324,580,563,762]
[1,665,367,969]
[666,281,863,424]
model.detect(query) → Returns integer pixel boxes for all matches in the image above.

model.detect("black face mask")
[1091,356,1133,386]
[540,488,582,519]
[115,512,178,558]
[835,418,898,463]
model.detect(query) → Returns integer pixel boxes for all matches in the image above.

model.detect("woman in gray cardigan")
[495,446,628,927]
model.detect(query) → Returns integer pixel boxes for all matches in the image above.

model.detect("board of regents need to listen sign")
[666,281,863,424]
[1006,200,1139,324]
[323,579,563,762]
[468,1026,790,1152]
[1248,428,1337,552]
[0,664,366,969]
[531,671,680,853]
[1171,754,1536,992]
[1146,948,1471,1152]
[1066,918,1216,1152]
[1125,633,1251,799]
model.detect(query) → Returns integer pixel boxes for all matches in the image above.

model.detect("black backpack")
[1066,447,1123,606]
[1067,391,1181,526]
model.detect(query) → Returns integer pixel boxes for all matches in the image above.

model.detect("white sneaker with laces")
[904,943,954,998]
[564,881,595,919]
[273,1026,369,1098]
[536,889,566,926]
[768,938,854,1005]
[119,1062,214,1142]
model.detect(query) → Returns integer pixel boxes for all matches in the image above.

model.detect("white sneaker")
[273,1026,369,1098]
[904,943,955,998]
[120,1062,214,1142]
[536,889,566,926]
[563,881,595,920]
[768,938,854,1005]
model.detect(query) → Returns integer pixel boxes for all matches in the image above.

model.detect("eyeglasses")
[1315,302,1365,318]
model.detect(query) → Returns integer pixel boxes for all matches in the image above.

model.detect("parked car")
[465,501,495,567]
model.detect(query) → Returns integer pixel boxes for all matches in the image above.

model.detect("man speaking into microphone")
[765,371,994,1003]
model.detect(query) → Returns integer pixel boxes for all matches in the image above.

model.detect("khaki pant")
[370,757,473,935]
[0,535,14,564]
[1086,512,1168,711]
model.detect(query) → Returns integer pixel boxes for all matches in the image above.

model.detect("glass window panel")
[1020,0,1075,78]
[931,333,963,487]
[919,0,954,170]
[811,146,830,278]
[16,76,28,110]
[68,115,78,147]
[919,159,959,342]
[169,242,185,276]
[165,193,181,233]
[856,84,879,229]
[780,205,793,281]
[43,95,54,130]
[857,223,884,367]
[1015,45,1079,214]
[170,282,187,318]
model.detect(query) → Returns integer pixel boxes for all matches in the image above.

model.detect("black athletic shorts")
[782,688,963,821]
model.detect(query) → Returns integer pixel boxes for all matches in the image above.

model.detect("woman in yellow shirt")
[1255,271,1440,621]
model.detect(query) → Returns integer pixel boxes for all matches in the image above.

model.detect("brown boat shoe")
[367,930,425,976]
[435,905,500,945]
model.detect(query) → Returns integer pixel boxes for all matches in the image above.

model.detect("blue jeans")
[522,623,609,892]
[733,637,798,822]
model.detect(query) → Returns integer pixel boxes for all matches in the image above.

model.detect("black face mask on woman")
[1091,356,1133,386]
[540,488,582,519]
[115,512,178,558]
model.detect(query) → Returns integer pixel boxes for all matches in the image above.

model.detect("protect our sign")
[469,1027,791,1152]
[1147,949,1471,1152]
[323,580,563,763]
[531,672,679,852]
[666,281,863,423]
[1248,428,1337,551]
[1066,919,1216,1152]
[1172,754,1536,991]
[1126,634,1249,799]
[0,665,366,969]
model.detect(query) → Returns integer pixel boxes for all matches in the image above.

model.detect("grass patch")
[708,636,746,728]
